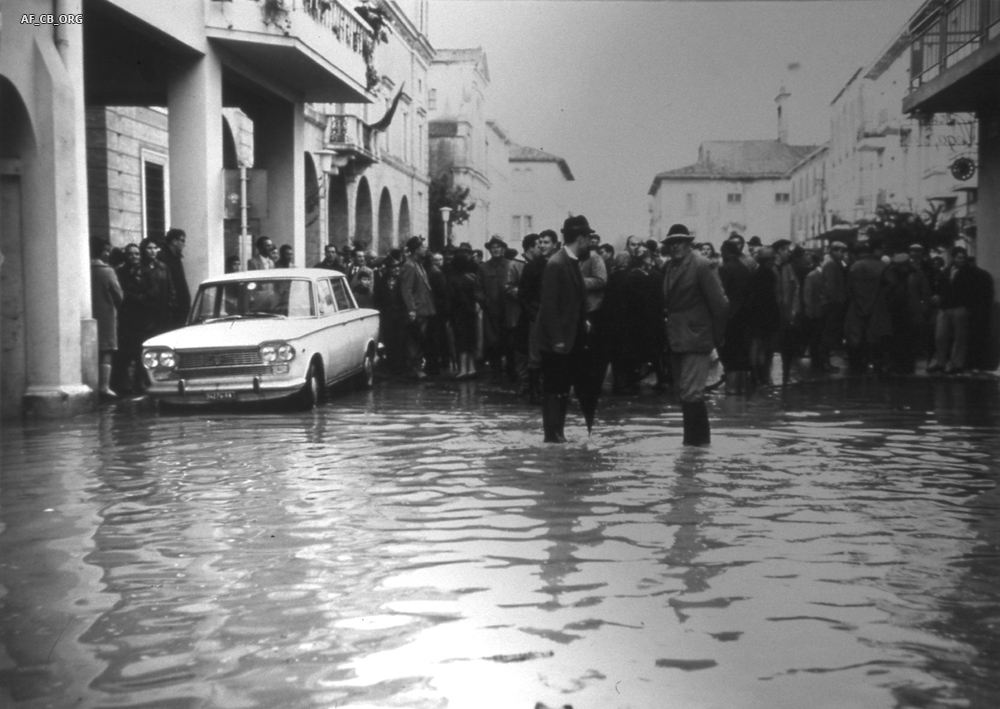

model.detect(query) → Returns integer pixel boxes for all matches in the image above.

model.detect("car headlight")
[142,348,177,370]
[261,342,295,364]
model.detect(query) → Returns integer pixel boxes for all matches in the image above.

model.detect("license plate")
[205,391,235,401]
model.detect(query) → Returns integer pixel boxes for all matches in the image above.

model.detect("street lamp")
[439,206,452,245]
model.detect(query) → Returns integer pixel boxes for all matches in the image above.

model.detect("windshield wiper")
[244,312,287,319]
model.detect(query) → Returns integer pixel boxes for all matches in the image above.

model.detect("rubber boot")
[99,363,118,400]
[555,395,568,443]
[542,395,562,443]
[681,402,696,445]
[682,400,711,446]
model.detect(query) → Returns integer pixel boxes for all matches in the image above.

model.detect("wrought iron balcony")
[321,114,378,175]
[909,0,1000,89]
[205,0,376,102]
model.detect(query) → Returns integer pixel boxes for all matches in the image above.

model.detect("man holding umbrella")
[534,215,592,443]
[662,223,729,445]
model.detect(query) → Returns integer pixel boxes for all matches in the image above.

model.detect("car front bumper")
[144,370,306,405]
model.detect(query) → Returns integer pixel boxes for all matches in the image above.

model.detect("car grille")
[178,348,262,370]
[178,365,270,379]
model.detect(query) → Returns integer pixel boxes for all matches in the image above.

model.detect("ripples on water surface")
[1,378,998,709]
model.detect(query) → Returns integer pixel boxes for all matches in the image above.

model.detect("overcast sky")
[427,0,924,244]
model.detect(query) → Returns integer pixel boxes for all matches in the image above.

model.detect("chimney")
[776,84,790,143]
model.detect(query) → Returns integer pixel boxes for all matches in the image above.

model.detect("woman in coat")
[90,237,124,399]
[447,249,484,379]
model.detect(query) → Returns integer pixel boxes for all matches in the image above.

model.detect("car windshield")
[191,279,315,323]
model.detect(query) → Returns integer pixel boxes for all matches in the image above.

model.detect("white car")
[142,268,380,407]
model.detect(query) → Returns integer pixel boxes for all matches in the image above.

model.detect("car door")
[329,276,365,371]
[314,278,342,383]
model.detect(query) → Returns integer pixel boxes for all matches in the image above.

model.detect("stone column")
[253,100,305,265]
[168,47,224,292]
[977,106,1000,371]
[4,9,94,417]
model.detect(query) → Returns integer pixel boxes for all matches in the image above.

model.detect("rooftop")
[649,139,820,194]
[509,144,575,181]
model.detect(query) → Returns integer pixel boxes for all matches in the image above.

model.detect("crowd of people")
[90,228,191,400]
[348,227,994,390]
[89,219,996,437]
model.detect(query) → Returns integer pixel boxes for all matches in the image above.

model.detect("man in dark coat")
[662,223,729,445]
[534,216,591,443]
[844,240,892,375]
[480,236,512,378]
[399,236,436,379]
[928,246,976,374]
[519,230,556,403]
[157,228,190,328]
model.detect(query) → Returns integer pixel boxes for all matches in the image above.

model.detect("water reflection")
[0,378,997,708]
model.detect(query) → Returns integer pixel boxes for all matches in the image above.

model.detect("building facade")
[902,0,999,369]
[648,88,818,245]
[788,145,830,246]
[427,47,496,248]
[318,0,433,261]
[1,0,376,418]
[508,145,575,241]
[824,31,978,240]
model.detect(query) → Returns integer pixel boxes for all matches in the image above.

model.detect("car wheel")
[298,358,324,409]
[358,347,375,389]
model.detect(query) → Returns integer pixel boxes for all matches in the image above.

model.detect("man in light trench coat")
[662,223,730,445]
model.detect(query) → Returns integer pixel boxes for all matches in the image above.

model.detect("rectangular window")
[428,88,437,111]
[727,193,742,204]
[330,278,354,311]
[775,193,790,204]
[685,193,697,214]
[141,149,169,242]
[511,215,521,240]
[524,215,532,232]
[317,279,334,315]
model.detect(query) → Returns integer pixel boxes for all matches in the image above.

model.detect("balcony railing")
[910,0,1000,88]
[324,114,379,172]
[249,0,374,59]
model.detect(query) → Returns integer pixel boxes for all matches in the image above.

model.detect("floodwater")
[1,377,999,709]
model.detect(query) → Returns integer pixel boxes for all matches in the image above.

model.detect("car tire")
[297,358,324,409]
[355,347,375,390]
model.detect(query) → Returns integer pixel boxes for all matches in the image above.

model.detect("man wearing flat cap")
[534,215,592,442]
[662,223,729,445]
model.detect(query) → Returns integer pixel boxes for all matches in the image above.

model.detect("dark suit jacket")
[533,248,586,354]
[157,247,190,325]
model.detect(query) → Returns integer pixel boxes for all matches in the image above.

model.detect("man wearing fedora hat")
[534,215,592,442]
[480,235,513,379]
[662,223,729,445]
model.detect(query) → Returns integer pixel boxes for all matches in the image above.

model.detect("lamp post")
[440,206,452,246]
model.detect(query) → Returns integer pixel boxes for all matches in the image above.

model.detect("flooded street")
[1,377,999,709]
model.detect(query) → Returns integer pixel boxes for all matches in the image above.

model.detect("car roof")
[200,268,347,285]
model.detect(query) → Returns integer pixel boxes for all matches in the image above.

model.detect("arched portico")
[378,187,394,254]
[304,152,321,268]
[398,196,411,243]
[355,176,373,250]
[328,172,349,250]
